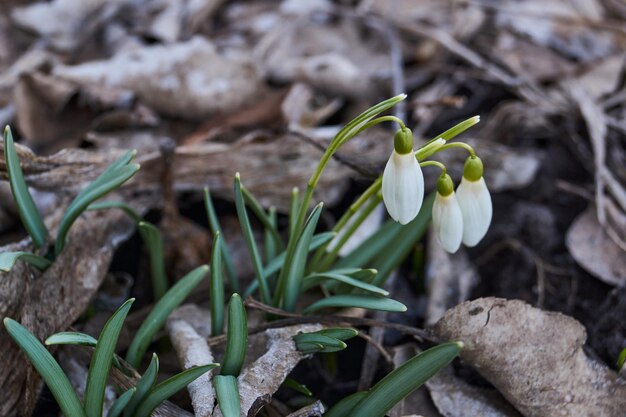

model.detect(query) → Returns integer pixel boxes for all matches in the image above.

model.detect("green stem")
[437,142,476,157]
[419,160,447,174]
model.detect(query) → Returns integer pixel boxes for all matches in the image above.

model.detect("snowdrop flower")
[432,173,463,253]
[382,128,424,225]
[456,156,492,246]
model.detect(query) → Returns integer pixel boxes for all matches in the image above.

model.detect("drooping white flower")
[456,156,492,246]
[432,174,463,253]
[382,128,424,225]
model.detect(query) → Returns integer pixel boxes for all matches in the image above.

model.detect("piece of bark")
[167,311,217,417]
[434,297,626,417]
[213,324,322,417]
[0,209,135,416]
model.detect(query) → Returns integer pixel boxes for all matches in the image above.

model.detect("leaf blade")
[214,375,241,417]
[302,295,406,314]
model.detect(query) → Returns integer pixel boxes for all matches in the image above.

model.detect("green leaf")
[264,207,278,265]
[242,232,336,299]
[214,375,241,417]
[3,126,49,249]
[234,174,271,304]
[431,115,480,142]
[125,265,208,368]
[303,272,387,296]
[323,391,367,417]
[294,334,346,353]
[138,222,168,300]
[316,328,359,341]
[280,203,323,311]
[124,354,159,417]
[302,295,406,314]
[370,194,434,286]
[282,377,312,396]
[45,331,97,347]
[334,220,402,269]
[88,201,142,223]
[3,318,86,417]
[132,364,218,417]
[204,187,239,292]
[221,294,247,377]
[241,186,284,251]
[107,388,135,417]
[288,187,299,241]
[345,342,462,417]
[85,298,135,417]
[210,233,225,336]
[55,151,139,256]
[0,251,52,272]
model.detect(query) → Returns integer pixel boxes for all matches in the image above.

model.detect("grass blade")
[214,375,241,417]
[234,173,271,304]
[288,187,299,241]
[3,318,86,417]
[282,378,312,396]
[346,342,462,417]
[45,332,97,347]
[280,203,323,311]
[303,272,387,296]
[324,391,367,417]
[55,151,139,256]
[241,186,284,251]
[107,388,135,417]
[133,364,218,417]
[302,295,406,314]
[264,207,278,264]
[242,232,336,298]
[4,126,48,248]
[0,251,52,272]
[138,222,168,300]
[204,187,239,292]
[221,294,247,377]
[125,265,208,368]
[85,298,135,417]
[124,354,159,417]
[88,201,142,223]
[210,233,225,336]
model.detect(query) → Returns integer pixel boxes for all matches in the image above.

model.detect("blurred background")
[0,0,624,414]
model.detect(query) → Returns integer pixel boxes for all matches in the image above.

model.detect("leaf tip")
[455,341,464,349]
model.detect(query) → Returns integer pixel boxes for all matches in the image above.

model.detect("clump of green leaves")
[1,126,139,272]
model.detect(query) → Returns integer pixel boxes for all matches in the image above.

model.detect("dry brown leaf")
[566,206,626,286]
[434,297,626,417]
[53,37,265,120]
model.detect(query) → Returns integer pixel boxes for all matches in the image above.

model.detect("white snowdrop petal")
[432,192,463,253]
[456,177,492,246]
[382,150,424,225]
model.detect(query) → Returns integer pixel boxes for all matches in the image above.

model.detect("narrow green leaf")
[3,318,86,417]
[107,388,135,417]
[431,115,480,143]
[45,331,97,347]
[85,298,135,417]
[221,294,247,377]
[370,194,434,286]
[133,364,218,417]
[88,201,142,223]
[288,187,299,241]
[294,334,346,353]
[334,220,402,269]
[55,151,139,255]
[210,233,225,336]
[303,272,388,296]
[303,295,406,314]
[138,222,168,300]
[125,265,208,368]
[204,187,239,292]
[4,126,48,248]
[0,251,52,272]
[323,391,367,417]
[264,207,278,265]
[618,348,626,371]
[242,232,336,298]
[346,342,462,417]
[124,354,159,417]
[241,186,284,251]
[214,375,241,417]
[234,173,271,304]
[316,328,359,341]
[280,203,323,311]
[282,377,312,396]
